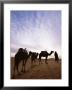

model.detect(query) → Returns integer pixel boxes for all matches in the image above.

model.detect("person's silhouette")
[54,51,59,63]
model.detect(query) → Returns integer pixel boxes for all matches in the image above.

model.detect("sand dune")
[11,58,61,79]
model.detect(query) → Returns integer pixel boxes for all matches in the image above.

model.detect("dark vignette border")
[69,0,72,87]
[0,2,4,90]
[0,0,71,89]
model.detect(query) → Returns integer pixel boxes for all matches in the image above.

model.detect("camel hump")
[29,51,38,56]
[16,48,24,56]
[18,48,23,52]
[41,51,48,54]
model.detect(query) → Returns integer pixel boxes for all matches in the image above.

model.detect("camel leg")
[16,65,20,75]
[24,64,25,72]
[31,59,33,68]
[39,55,40,64]
[39,61,40,65]
[39,56,41,64]
[45,56,48,64]
[34,59,36,63]
[24,60,26,72]
[39,58,42,64]
[40,60,42,64]
[31,59,34,65]
[12,60,16,78]
[13,66,15,76]
[21,60,24,72]
[39,58,41,65]
[12,63,15,78]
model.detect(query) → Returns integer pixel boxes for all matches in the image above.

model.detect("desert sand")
[11,58,61,79]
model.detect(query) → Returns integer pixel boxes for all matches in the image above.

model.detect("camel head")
[51,51,54,54]
[48,51,54,55]
[18,48,24,52]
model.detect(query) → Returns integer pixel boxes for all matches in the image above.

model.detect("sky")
[10,11,61,58]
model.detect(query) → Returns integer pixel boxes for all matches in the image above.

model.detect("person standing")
[54,51,59,63]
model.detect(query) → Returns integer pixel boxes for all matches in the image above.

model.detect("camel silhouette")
[13,48,30,77]
[29,51,38,65]
[39,51,54,64]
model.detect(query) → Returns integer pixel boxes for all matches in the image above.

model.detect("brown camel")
[39,51,54,64]
[29,51,38,65]
[13,48,30,77]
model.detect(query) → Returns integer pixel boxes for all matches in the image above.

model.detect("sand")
[11,58,61,79]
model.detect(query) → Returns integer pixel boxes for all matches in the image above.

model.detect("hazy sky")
[10,11,61,58]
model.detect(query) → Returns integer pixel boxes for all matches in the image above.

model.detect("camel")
[13,48,30,77]
[39,51,54,64]
[29,51,38,65]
